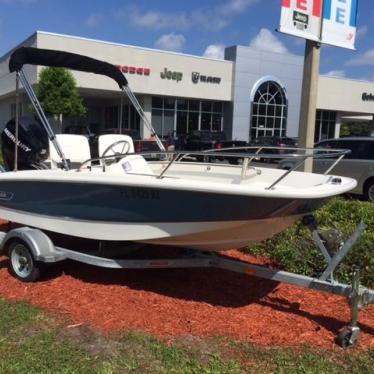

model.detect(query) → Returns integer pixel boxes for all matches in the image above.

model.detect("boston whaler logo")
[192,72,221,84]
[0,191,14,201]
[4,128,31,152]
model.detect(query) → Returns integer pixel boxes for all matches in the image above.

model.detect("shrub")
[245,198,374,288]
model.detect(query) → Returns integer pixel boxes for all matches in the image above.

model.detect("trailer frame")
[0,216,373,348]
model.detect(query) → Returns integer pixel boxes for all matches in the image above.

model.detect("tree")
[340,122,371,137]
[35,67,86,126]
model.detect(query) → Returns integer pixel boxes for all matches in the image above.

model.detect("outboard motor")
[1,117,49,170]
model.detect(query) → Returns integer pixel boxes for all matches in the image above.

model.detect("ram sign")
[279,0,358,50]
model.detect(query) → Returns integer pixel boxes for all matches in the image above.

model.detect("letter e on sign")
[335,0,348,25]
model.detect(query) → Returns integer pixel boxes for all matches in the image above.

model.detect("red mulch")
[0,221,373,350]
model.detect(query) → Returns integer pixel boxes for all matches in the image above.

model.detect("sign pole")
[280,0,358,172]
[298,39,321,173]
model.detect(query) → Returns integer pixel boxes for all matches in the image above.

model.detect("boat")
[0,47,357,251]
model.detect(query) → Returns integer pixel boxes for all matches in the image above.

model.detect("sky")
[0,0,373,81]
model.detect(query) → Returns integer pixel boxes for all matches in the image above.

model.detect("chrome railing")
[77,146,350,190]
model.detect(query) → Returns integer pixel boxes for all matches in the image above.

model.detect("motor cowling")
[1,117,49,170]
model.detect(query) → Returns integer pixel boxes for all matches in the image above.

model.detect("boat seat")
[98,134,153,175]
[105,154,154,175]
[48,134,91,169]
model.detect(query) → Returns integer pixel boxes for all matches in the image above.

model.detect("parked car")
[64,125,95,138]
[183,130,247,164]
[249,136,298,162]
[278,137,374,201]
[121,129,174,156]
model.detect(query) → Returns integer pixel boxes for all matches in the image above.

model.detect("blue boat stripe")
[323,0,332,20]
[0,181,326,223]
[350,0,358,27]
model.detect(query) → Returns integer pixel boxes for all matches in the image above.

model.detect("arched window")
[250,80,287,139]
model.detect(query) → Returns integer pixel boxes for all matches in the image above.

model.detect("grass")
[0,298,373,373]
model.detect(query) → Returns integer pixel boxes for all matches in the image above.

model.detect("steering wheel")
[101,140,131,167]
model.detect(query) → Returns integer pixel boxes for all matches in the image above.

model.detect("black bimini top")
[9,47,128,89]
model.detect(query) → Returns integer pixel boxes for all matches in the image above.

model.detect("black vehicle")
[249,136,298,162]
[183,130,247,164]
[64,124,95,138]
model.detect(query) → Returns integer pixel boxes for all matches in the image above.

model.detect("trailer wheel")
[9,241,41,282]
[336,328,357,349]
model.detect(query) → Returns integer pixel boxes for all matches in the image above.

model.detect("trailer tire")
[336,328,357,349]
[8,240,41,282]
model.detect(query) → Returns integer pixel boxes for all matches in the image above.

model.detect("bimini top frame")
[8,47,165,170]
[9,47,128,88]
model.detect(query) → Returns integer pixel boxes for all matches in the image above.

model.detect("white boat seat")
[105,155,154,175]
[99,134,152,175]
[98,134,135,162]
[49,134,91,169]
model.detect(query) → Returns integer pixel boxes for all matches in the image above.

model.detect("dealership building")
[0,31,373,142]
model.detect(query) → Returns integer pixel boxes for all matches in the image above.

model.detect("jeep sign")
[160,68,183,82]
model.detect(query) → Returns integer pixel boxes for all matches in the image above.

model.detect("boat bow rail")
[77,146,351,190]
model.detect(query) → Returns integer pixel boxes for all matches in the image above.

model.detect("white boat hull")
[0,205,302,251]
[0,165,357,251]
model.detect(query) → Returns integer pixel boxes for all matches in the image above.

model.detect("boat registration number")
[120,188,160,200]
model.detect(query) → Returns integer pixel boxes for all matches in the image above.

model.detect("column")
[334,112,342,139]
[140,95,152,139]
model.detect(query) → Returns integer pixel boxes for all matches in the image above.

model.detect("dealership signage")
[280,0,358,50]
[362,93,374,102]
[192,72,221,84]
[160,68,183,82]
[116,65,150,76]
[322,0,358,50]
[280,0,323,41]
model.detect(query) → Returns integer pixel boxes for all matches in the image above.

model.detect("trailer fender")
[0,227,66,262]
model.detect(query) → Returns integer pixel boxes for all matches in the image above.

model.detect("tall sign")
[321,0,358,50]
[279,0,359,172]
[280,0,323,42]
[279,0,358,49]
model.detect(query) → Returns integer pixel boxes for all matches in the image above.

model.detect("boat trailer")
[0,216,373,349]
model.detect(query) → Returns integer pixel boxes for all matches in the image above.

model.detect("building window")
[106,105,140,131]
[151,97,224,137]
[128,106,140,130]
[152,97,176,136]
[250,81,287,139]
[104,106,118,129]
[315,110,336,142]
